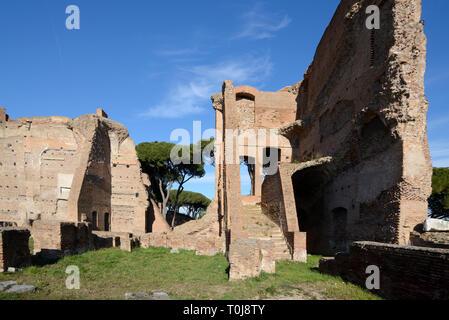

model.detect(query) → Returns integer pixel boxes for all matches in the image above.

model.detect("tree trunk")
[247,163,255,196]
[170,185,184,229]
[159,180,173,220]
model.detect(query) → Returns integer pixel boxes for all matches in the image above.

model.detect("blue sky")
[0,0,448,200]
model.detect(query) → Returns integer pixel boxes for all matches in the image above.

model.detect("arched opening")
[104,212,110,231]
[92,211,98,230]
[240,155,255,196]
[292,166,329,254]
[236,93,255,101]
[236,93,256,128]
[360,114,394,160]
[332,207,348,253]
[263,147,281,179]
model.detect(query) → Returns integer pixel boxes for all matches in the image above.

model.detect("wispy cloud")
[141,53,273,118]
[155,47,200,57]
[232,4,291,40]
[430,140,449,168]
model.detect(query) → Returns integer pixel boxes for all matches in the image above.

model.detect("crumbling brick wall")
[32,220,94,259]
[276,0,432,255]
[410,230,449,249]
[138,233,225,256]
[0,228,31,272]
[319,241,449,300]
[0,108,167,234]
[228,239,276,281]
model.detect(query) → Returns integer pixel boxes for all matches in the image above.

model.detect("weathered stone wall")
[280,0,431,254]
[319,241,449,300]
[138,233,225,256]
[0,108,167,234]
[410,230,449,249]
[228,239,276,281]
[0,228,31,272]
[0,113,81,225]
[31,220,94,259]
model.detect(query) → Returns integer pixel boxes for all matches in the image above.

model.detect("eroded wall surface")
[319,242,449,300]
[291,0,430,253]
[259,0,432,255]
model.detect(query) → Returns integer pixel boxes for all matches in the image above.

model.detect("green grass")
[0,247,381,300]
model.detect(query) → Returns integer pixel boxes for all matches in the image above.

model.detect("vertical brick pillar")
[222,81,246,242]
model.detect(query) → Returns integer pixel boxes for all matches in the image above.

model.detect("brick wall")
[228,239,276,281]
[138,233,225,256]
[0,228,31,272]
[32,220,94,259]
[319,241,449,300]
[410,230,449,249]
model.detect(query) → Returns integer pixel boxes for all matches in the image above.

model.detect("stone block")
[424,219,449,232]
[228,238,276,281]
[120,237,132,252]
[0,228,31,271]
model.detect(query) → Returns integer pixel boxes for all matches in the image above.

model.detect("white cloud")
[141,54,273,118]
[232,4,291,40]
[155,48,200,57]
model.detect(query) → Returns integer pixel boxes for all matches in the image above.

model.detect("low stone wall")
[32,220,94,259]
[228,239,276,281]
[241,196,261,206]
[409,230,449,249]
[92,231,133,249]
[319,242,449,300]
[0,228,31,272]
[138,233,225,256]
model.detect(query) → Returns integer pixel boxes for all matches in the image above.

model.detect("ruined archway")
[291,160,333,254]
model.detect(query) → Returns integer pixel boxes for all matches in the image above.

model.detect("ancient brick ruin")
[0,107,170,235]
[209,0,435,281]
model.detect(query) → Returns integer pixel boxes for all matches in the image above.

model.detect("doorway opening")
[292,165,329,254]
[92,211,98,230]
[332,207,348,252]
[104,212,110,231]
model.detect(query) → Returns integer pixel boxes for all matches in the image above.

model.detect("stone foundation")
[138,233,225,256]
[410,230,449,249]
[0,228,31,272]
[319,241,449,300]
[228,239,276,281]
[32,220,94,259]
